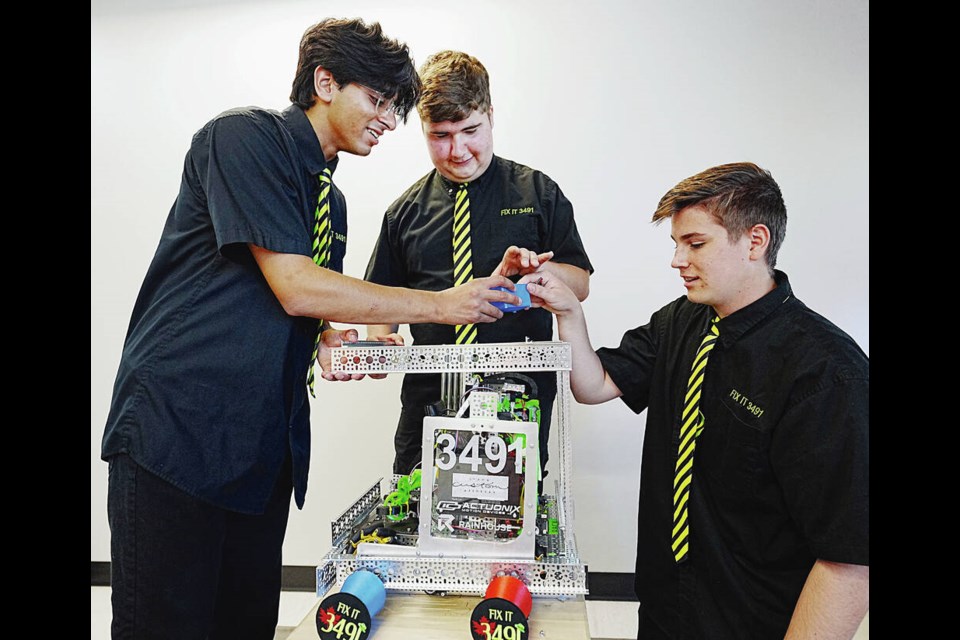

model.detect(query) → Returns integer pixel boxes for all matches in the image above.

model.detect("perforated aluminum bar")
[330,342,571,374]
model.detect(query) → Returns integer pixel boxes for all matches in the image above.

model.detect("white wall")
[91,0,869,574]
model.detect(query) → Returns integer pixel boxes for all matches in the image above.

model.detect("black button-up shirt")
[102,105,346,513]
[597,271,869,638]
[364,155,593,408]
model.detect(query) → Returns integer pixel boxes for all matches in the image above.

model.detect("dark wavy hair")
[289,18,421,122]
[652,162,787,269]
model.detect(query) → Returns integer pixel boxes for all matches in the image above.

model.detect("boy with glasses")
[101,20,518,640]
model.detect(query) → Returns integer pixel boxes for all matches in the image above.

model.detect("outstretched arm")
[524,274,621,404]
[250,245,519,326]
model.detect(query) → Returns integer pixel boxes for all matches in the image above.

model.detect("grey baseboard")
[280,565,316,591]
[91,562,637,601]
[91,561,110,586]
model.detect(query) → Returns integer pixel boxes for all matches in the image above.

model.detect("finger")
[343,328,359,343]
[478,303,505,322]
[486,274,515,289]
[525,283,546,300]
[525,282,545,298]
[486,286,521,305]
[323,329,348,348]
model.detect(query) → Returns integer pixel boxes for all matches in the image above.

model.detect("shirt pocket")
[696,398,764,496]
[474,212,542,270]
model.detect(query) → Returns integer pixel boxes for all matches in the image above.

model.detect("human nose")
[671,246,687,269]
[451,134,468,159]
[379,110,397,131]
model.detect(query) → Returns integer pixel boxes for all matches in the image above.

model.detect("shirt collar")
[281,104,339,178]
[715,270,793,346]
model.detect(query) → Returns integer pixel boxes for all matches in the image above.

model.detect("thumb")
[342,328,359,343]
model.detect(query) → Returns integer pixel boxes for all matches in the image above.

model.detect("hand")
[520,272,581,317]
[318,327,367,381]
[364,332,405,379]
[491,246,554,278]
[437,275,519,325]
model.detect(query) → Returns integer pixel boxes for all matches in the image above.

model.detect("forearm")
[251,247,443,325]
[785,560,869,639]
[367,324,399,338]
[291,272,441,325]
[556,308,620,404]
[538,262,590,301]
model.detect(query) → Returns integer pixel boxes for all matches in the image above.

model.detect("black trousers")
[107,453,293,640]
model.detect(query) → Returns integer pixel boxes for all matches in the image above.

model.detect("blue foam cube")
[491,283,532,312]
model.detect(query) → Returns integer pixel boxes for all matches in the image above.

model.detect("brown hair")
[652,162,787,269]
[416,50,491,123]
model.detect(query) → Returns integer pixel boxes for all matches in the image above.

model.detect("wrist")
[424,290,445,324]
[556,302,585,323]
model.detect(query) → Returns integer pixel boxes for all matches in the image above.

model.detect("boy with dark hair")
[102,20,518,639]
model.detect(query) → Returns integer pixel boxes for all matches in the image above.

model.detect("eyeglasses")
[356,83,398,118]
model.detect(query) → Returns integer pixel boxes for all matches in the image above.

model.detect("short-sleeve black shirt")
[364,155,594,408]
[596,271,869,638]
[101,105,346,513]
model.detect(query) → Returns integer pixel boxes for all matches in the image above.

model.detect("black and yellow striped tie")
[452,183,477,345]
[672,316,720,563]
[306,167,333,397]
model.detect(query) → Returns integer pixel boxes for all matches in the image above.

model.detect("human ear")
[748,224,770,261]
[314,67,337,105]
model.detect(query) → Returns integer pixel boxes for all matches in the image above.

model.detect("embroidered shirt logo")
[500,206,535,216]
[334,232,347,243]
[728,388,764,418]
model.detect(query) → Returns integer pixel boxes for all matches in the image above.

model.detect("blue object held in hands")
[491,283,532,312]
